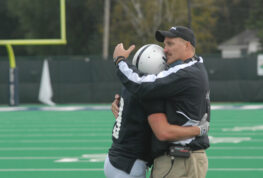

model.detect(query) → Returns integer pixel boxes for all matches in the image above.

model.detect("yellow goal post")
[0,0,67,105]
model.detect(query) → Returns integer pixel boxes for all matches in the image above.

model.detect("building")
[218,29,261,58]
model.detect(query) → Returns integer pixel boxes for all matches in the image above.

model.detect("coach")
[113,26,210,178]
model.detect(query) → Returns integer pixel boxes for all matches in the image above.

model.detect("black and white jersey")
[115,56,211,154]
[108,87,152,174]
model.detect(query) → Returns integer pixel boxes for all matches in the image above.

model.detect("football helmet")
[132,44,167,74]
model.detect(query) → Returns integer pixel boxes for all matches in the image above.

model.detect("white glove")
[198,113,209,136]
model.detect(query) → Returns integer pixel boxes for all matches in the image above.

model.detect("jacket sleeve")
[116,61,197,99]
[141,99,166,116]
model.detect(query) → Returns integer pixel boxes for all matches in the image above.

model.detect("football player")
[104,44,208,178]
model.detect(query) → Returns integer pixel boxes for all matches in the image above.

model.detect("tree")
[2,0,259,56]
[246,0,263,48]
[0,0,21,56]
[212,0,250,45]
[6,0,60,55]
[191,0,217,54]
[110,0,188,47]
[110,0,217,54]
[4,0,104,56]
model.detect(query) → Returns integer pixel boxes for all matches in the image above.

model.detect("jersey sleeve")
[141,99,166,116]
[116,61,197,99]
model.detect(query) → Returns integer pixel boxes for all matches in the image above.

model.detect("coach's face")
[163,37,187,64]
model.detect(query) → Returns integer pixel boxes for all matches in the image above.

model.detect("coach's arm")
[148,113,208,141]
[111,97,209,141]
[113,43,192,99]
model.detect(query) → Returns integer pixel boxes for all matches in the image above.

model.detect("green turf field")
[0,104,263,178]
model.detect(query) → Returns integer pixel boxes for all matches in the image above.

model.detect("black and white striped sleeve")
[116,60,198,98]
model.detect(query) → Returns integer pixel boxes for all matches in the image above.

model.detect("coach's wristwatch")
[114,56,126,65]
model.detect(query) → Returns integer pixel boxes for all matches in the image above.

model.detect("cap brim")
[155,30,177,42]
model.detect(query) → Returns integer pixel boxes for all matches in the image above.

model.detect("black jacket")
[116,56,211,158]
[109,88,152,173]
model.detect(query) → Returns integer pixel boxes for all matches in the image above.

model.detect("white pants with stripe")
[104,155,147,178]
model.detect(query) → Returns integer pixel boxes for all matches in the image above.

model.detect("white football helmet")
[132,44,167,74]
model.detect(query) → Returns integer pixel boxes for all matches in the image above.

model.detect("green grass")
[206,109,263,178]
[0,104,263,178]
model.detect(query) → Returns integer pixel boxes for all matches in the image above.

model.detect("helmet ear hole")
[132,44,167,74]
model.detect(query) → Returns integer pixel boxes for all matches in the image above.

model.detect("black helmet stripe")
[136,44,151,68]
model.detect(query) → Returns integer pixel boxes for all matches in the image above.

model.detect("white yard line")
[0,128,112,132]
[210,133,263,136]
[209,168,263,171]
[0,168,104,172]
[0,155,262,160]
[0,147,108,151]
[0,133,110,137]
[0,157,63,159]
[208,156,263,159]
[1,146,263,151]
[211,105,263,110]
[0,139,111,143]
[210,146,263,150]
[0,168,263,172]
[0,106,110,112]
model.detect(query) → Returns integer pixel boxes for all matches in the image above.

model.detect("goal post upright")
[6,44,18,106]
[0,0,67,106]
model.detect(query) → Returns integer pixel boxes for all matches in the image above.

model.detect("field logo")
[55,154,107,163]
[209,136,251,144]
[257,54,263,76]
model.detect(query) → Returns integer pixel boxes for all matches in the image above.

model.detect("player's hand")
[111,94,120,119]
[197,113,209,136]
[113,43,135,64]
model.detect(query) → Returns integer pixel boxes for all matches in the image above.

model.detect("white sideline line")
[1,104,263,112]
[0,168,104,172]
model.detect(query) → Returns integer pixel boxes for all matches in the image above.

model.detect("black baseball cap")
[155,26,196,47]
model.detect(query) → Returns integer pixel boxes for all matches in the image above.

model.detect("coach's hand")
[111,94,120,119]
[113,43,135,64]
[198,113,209,136]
